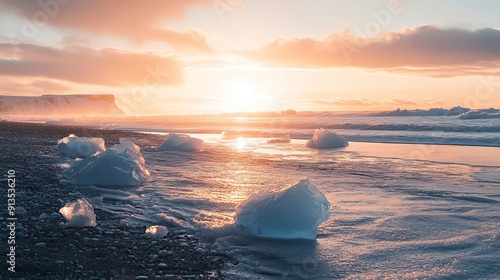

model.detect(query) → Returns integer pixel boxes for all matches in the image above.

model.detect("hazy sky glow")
[1,0,499,115]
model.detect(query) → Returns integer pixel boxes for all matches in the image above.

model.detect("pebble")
[16,207,28,215]
[158,250,169,257]
[120,219,130,228]
[39,213,49,220]
[134,276,148,280]
[179,243,189,248]
[158,263,168,269]
[35,242,46,247]
[195,248,206,254]
[51,212,60,218]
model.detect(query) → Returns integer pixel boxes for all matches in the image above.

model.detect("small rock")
[76,264,84,270]
[35,242,46,247]
[51,212,61,218]
[39,213,49,220]
[134,276,148,280]
[158,263,168,269]
[158,250,169,257]
[195,248,206,254]
[16,207,28,215]
[179,243,189,248]
[120,219,130,228]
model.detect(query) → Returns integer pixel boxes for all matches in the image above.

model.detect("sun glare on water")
[236,137,247,149]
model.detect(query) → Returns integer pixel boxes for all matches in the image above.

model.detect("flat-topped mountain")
[0,94,124,116]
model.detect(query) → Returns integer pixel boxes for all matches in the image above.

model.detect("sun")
[222,79,271,112]
[229,82,253,105]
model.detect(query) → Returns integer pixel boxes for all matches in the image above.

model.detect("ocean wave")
[458,111,500,119]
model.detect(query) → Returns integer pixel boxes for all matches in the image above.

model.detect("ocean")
[47,112,500,279]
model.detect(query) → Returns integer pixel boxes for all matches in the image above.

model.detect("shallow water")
[76,134,499,279]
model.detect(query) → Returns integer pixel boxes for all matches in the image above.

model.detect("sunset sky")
[1,0,500,115]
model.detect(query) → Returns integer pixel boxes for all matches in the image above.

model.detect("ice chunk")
[145,225,169,238]
[62,141,149,187]
[119,137,137,144]
[59,198,97,227]
[306,129,348,149]
[57,134,105,158]
[158,133,204,152]
[267,134,291,144]
[234,179,330,240]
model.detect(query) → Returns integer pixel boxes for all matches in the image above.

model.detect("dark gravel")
[0,122,228,279]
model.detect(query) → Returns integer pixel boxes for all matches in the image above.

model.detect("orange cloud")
[246,26,500,76]
[0,78,72,95]
[1,0,212,52]
[0,43,183,86]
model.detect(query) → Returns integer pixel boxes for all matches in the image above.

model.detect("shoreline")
[3,119,499,148]
[0,122,228,279]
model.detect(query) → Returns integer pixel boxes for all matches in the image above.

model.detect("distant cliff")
[0,95,124,116]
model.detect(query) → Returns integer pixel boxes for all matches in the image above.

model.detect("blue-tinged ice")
[61,141,149,187]
[59,198,96,227]
[234,179,331,240]
[57,134,105,158]
[145,225,169,239]
[306,128,349,149]
[158,133,204,152]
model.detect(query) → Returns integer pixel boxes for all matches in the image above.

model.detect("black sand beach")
[0,122,228,279]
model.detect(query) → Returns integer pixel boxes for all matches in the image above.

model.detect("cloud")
[1,0,212,52]
[245,26,500,76]
[0,43,183,86]
[313,98,376,106]
[0,78,72,95]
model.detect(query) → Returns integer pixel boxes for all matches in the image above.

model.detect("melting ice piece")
[234,179,331,240]
[57,134,105,158]
[306,128,348,149]
[267,134,291,144]
[158,133,204,152]
[62,141,149,187]
[59,198,97,227]
[145,225,169,238]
